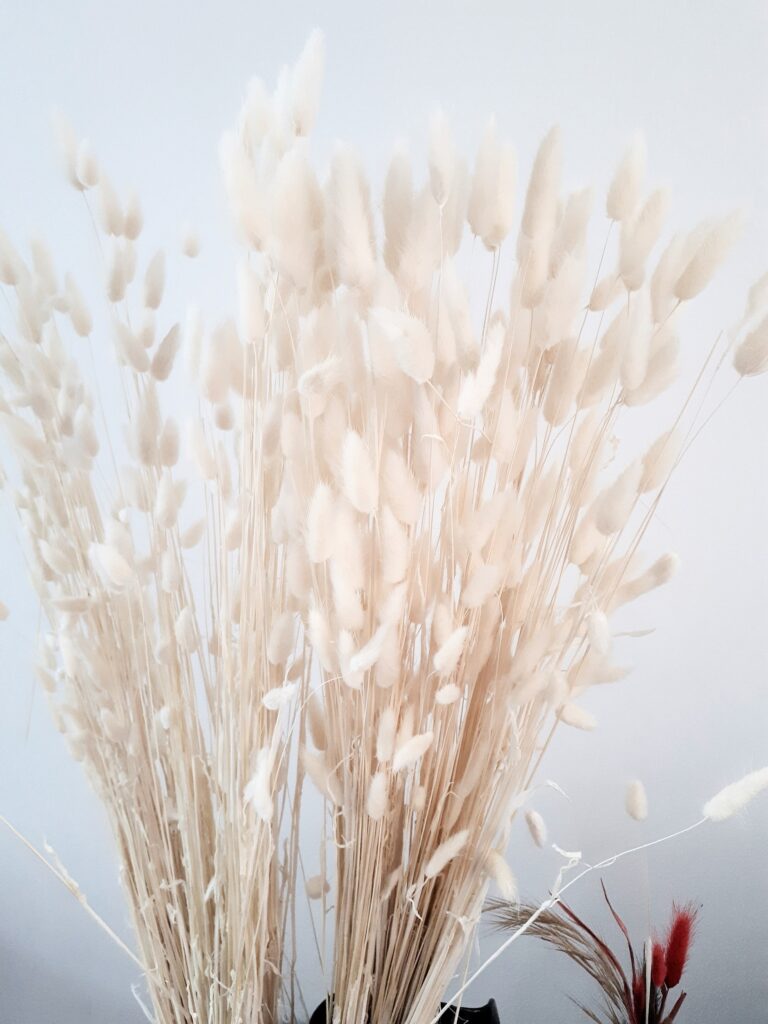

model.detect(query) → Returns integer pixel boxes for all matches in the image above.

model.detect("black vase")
[308,998,500,1024]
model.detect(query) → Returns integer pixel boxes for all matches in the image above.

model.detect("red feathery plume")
[651,941,667,988]
[665,903,697,987]
[632,974,646,1021]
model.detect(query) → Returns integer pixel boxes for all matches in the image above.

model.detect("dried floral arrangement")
[1,30,767,1024]
[490,886,697,1024]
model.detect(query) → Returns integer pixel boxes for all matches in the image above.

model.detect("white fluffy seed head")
[458,322,503,420]
[372,307,435,384]
[367,772,389,820]
[485,850,518,901]
[135,384,161,466]
[328,146,376,292]
[640,428,682,492]
[376,708,397,763]
[620,297,651,389]
[392,730,433,772]
[114,322,150,373]
[521,125,561,241]
[411,786,427,812]
[468,118,517,250]
[187,420,216,480]
[74,407,99,457]
[288,29,325,137]
[174,606,198,652]
[154,471,183,529]
[589,274,621,312]
[244,750,273,822]
[625,779,648,821]
[435,683,461,706]
[98,174,123,234]
[90,543,133,589]
[428,109,455,207]
[159,418,180,467]
[123,191,143,241]
[237,263,265,344]
[674,214,743,301]
[703,766,768,822]
[734,315,768,377]
[307,694,327,751]
[525,809,547,848]
[200,333,231,405]
[180,518,205,549]
[433,625,468,676]
[30,239,57,298]
[461,563,502,608]
[342,430,378,514]
[138,311,155,349]
[224,506,241,549]
[558,702,597,730]
[267,611,294,666]
[424,829,469,879]
[306,483,335,562]
[301,747,342,805]
[240,76,272,149]
[382,448,422,525]
[587,611,611,657]
[75,140,99,189]
[161,549,181,592]
[746,270,768,320]
[380,868,403,901]
[307,605,334,673]
[0,228,22,285]
[271,149,321,289]
[379,506,408,584]
[144,250,166,309]
[151,324,181,382]
[220,130,269,249]
[619,188,670,290]
[65,274,92,337]
[617,552,680,607]
[305,874,330,900]
[349,624,390,675]
[181,223,200,258]
[383,144,414,274]
[262,682,298,711]
[592,461,642,536]
[607,136,645,222]
[649,551,679,586]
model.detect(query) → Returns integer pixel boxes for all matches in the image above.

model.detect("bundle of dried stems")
[1,30,767,1024]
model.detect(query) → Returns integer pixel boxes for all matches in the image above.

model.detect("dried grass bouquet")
[1,30,767,1024]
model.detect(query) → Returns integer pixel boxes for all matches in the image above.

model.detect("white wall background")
[1,1,767,1021]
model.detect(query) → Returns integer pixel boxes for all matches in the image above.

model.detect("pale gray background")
[1,1,767,1021]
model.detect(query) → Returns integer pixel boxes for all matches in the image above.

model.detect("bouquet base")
[309,998,500,1024]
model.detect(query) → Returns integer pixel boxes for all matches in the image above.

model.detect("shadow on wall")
[0,938,142,1024]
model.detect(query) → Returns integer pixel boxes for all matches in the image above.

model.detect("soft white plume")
[392,731,433,772]
[525,809,547,848]
[625,779,648,821]
[424,830,469,879]
[703,766,768,822]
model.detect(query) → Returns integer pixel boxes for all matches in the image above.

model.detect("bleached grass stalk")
[0,30,766,1024]
[0,815,146,972]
